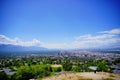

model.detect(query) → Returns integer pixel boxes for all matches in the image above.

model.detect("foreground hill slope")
[41,72,120,80]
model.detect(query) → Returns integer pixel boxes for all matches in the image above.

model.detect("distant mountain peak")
[0,44,47,52]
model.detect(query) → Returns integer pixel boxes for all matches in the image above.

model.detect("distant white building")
[89,66,97,70]
[89,66,98,73]
[3,67,16,75]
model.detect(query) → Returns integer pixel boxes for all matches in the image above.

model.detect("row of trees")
[0,57,62,68]
[62,59,110,72]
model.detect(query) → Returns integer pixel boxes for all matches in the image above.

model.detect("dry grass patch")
[51,64,62,68]
[42,72,93,80]
[41,72,120,80]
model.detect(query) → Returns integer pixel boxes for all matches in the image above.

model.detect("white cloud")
[0,28,120,49]
[72,28,120,48]
[99,28,120,34]
[0,35,42,47]
[43,29,120,49]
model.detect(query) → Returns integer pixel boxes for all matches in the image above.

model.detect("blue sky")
[0,0,120,49]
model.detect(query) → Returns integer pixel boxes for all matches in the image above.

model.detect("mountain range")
[0,44,47,52]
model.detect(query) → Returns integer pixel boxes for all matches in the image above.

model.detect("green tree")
[52,67,62,72]
[97,61,109,72]
[62,59,72,71]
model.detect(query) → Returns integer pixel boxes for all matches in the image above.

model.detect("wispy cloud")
[0,28,120,49]
[99,28,120,34]
[72,29,120,48]
[0,35,42,47]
